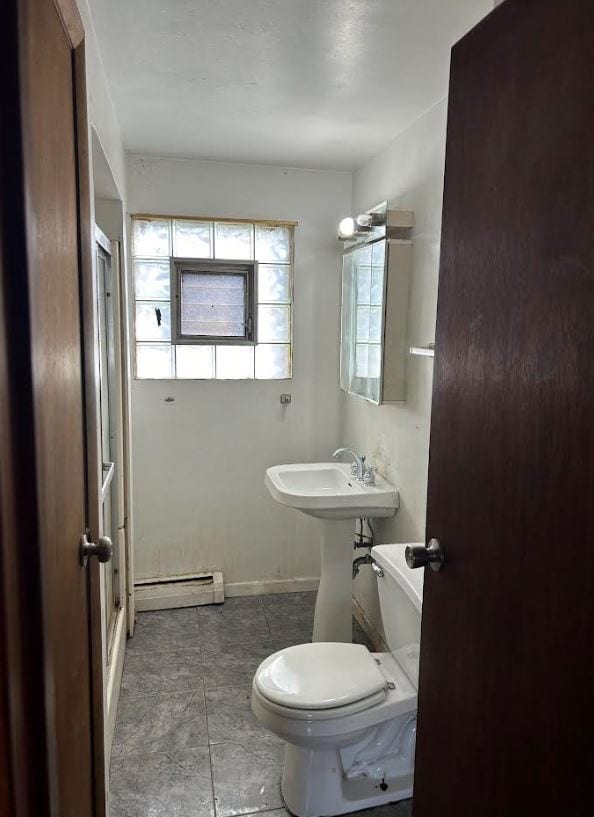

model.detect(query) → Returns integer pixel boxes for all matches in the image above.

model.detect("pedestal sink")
[265,463,399,642]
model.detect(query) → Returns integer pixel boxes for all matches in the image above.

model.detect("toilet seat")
[252,681,386,721]
[254,642,387,716]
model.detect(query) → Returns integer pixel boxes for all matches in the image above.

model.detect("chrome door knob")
[80,533,113,566]
[405,538,444,572]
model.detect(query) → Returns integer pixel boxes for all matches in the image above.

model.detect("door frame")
[74,22,108,817]
[0,0,106,814]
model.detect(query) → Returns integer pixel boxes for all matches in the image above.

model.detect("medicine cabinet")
[339,208,413,404]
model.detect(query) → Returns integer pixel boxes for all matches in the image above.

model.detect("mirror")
[340,233,412,405]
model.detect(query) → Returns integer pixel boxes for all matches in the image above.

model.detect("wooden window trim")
[134,212,298,228]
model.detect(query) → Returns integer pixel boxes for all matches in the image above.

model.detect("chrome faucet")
[333,447,366,481]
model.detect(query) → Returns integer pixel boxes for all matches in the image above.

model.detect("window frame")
[171,257,258,346]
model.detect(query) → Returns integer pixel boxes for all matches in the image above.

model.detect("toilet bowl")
[251,543,424,817]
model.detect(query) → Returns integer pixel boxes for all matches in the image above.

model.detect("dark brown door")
[0,1,104,815]
[24,1,95,814]
[413,1,594,815]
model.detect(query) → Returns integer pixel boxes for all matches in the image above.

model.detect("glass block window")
[132,216,294,379]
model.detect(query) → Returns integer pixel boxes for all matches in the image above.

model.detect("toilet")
[251,543,424,817]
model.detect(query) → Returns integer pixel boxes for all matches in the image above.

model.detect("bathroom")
[93,0,471,802]
[3,0,592,816]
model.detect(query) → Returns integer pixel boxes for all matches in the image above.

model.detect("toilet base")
[281,741,414,817]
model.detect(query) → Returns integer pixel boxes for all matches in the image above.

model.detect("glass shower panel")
[96,241,121,658]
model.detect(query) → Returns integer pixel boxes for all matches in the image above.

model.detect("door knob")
[80,533,113,566]
[405,538,444,572]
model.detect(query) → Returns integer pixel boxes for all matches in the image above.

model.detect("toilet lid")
[255,642,386,710]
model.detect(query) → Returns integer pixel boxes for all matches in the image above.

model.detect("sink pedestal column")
[312,519,354,643]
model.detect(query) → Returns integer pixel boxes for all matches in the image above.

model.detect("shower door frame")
[96,228,124,662]
[94,224,135,762]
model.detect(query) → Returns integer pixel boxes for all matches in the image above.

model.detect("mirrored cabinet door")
[340,238,412,405]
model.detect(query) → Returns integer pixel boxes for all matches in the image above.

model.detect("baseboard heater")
[134,571,224,612]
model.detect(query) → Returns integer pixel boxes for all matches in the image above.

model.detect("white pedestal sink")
[265,463,399,643]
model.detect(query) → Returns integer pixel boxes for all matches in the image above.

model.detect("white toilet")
[252,543,423,817]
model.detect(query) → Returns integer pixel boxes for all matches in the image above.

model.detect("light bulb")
[357,212,384,228]
[356,213,373,228]
[337,217,356,239]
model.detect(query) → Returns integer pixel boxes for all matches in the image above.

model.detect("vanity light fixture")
[337,209,386,240]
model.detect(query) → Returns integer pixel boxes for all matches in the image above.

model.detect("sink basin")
[265,463,399,519]
[265,461,400,643]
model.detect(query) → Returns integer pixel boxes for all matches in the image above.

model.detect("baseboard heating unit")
[134,571,224,611]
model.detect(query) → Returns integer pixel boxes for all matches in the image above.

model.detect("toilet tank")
[371,544,424,685]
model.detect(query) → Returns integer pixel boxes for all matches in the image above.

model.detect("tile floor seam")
[128,637,274,654]
[207,743,218,817]
[207,735,279,747]
[201,678,218,817]
[120,684,207,700]
[111,748,182,760]
[118,685,208,698]
[126,646,203,652]
[112,743,211,759]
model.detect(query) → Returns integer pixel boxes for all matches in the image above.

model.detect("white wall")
[127,156,351,590]
[343,100,448,636]
[77,0,126,200]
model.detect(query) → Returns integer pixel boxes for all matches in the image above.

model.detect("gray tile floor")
[110,591,412,817]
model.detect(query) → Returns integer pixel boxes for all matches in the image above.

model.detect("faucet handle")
[347,456,365,475]
[363,465,376,486]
